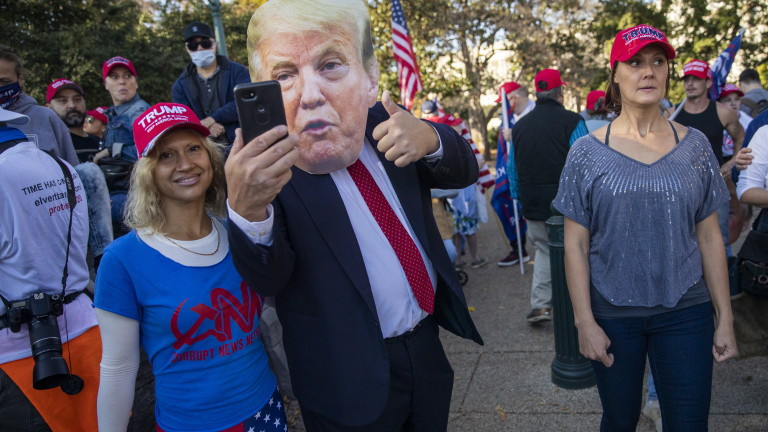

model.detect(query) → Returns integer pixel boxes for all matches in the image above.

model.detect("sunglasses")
[186,39,214,51]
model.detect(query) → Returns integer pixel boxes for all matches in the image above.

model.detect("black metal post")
[547,205,595,389]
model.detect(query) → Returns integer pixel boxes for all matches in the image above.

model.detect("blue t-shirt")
[554,128,728,311]
[94,232,276,432]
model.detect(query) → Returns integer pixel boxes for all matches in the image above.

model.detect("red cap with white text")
[102,56,138,80]
[45,78,84,104]
[718,83,744,99]
[86,106,109,125]
[610,25,676,69]
[132,103,209,158]
[682,59,711,80]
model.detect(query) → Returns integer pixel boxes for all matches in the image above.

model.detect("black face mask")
[0,82,21,109]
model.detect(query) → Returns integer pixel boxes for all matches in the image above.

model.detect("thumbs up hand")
[372,90,440,167]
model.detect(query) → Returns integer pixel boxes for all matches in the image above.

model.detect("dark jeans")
[110,190,129,237]
[300,317,454,432]
[592,302,714,432]
[0,369,51,432]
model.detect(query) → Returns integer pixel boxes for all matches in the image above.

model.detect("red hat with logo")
[534,69,566,92]
[102,56,138,80]
[132,103,209,158]
[586,90,606,111]
[610,24,676,69]
[86,106,109,125]
[495,81,521,103]
[718,83,744,99]
[682,59,711,80]
[45,78,84,104]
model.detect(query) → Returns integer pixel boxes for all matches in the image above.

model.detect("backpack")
[736,209,768,298]
[742,97,768,118]
[97,157,133,192]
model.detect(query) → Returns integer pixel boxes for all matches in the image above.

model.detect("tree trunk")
[457,35,490,160]
[466,92,488,158]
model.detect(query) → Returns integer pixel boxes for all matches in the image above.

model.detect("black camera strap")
[45,151,77,299]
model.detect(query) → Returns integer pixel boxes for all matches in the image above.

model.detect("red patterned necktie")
[346,159,435,314]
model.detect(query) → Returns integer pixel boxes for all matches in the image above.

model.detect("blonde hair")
[123,131,226,234]
[246,0,377,82]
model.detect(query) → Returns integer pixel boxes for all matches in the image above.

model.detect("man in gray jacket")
[739,68,768,117]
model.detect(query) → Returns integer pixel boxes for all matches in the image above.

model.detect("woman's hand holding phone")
[225,126,299,222]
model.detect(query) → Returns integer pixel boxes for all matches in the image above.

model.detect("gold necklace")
[163,220,220,256]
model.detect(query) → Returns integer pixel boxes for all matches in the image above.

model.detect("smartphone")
[234,81,287,145]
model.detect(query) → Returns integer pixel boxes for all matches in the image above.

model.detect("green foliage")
[0,0,253,109]
[3,0,766,132]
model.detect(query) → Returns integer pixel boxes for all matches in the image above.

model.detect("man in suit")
[224,0,483,430]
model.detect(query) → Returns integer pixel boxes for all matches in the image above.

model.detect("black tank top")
[674,100,724,165]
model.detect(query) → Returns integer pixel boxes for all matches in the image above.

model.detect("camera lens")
[245,91,257,100]
[28,315,70,390]
[257,105,266,113]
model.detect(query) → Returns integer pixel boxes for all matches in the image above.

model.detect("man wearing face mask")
[171,22,250,146]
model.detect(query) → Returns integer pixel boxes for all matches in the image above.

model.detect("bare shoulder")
[715,101,739,124]
[591,124,609,143]
[668,120,690,140]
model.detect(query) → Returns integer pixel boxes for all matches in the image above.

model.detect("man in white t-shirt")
[737,124,768,207]
[0,107,99,431]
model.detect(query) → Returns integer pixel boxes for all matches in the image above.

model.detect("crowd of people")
[1,1,767,431]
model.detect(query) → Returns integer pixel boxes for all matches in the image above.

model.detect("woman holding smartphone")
[94,103,286,432]
[554,25,739,431]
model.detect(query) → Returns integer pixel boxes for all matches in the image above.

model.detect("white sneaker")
[641,400,662,432]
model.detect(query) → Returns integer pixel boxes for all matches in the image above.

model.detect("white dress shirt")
[228,140,444,338]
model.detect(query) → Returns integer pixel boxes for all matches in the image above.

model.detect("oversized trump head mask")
[247,0,380,174]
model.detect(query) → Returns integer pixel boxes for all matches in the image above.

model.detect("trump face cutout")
[247,0,379,174]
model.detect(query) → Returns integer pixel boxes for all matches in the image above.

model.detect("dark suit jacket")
[229,102,483,426]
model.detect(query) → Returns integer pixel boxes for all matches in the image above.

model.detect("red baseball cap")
[495,81,521,103]
[534,69,565,92]
[682,59,711,80]
[610,25,676,69]
[132,103,209,158]
[718,83,744,99]
[586,90,606,111]
[102,56,138,80]
[45,78,84,104]
[86,106,109,125]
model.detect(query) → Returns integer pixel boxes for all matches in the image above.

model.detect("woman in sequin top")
[554,25,740,431]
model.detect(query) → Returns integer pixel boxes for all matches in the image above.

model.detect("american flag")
[391,0,423,111]
[708,29,744,101]
[459,122,495,192]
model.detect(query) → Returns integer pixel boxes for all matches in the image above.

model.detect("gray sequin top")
[554,128,729,308]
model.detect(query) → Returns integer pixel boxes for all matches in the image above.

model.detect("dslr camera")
[5,292,73,390]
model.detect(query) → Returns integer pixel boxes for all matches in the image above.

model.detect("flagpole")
[668,97,686,121]
[500,87,525,275]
